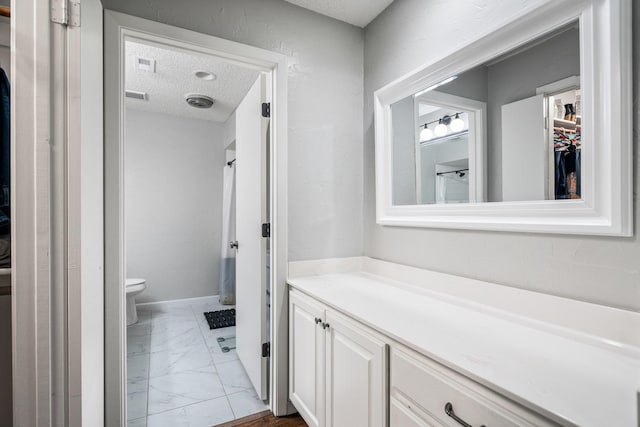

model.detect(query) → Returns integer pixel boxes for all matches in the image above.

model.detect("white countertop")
[288,265,640,426]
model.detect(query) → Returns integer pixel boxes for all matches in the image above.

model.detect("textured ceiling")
[284,0,393,27]
[125,40,260,123]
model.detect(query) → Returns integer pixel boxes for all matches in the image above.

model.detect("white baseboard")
[136,294,220,309]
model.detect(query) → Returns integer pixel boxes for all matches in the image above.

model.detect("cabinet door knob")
[322,323,330,330]
[315,317,322,325]
[444,402,483,427]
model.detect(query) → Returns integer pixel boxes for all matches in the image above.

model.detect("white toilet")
[126,278,147,325]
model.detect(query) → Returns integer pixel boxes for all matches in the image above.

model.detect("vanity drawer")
[390,397,435,427]
[390,346,558,427]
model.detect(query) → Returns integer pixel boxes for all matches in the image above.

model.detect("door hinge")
[51,0,81,27]
[261,102,271,118]
[261,223,271,238]
[262,342,270,358]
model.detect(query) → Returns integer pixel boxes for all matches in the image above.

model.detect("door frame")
[414,91,487,204]
[104,10,289,424]
[12,0,58,424]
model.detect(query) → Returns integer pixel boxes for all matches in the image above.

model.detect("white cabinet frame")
[374,0,632,236]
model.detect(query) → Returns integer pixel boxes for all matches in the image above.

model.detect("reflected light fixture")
[434,118,448,137]
[418,111,465,142]
[450,113,465,132]
[419,124,433,142]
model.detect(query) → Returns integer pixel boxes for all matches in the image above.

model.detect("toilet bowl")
[126,278,146,326]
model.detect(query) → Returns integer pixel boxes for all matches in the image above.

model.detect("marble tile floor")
[127,296,268,427]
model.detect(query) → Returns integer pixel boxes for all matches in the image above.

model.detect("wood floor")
[217,410,308,427]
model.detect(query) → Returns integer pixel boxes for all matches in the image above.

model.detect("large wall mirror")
[375,0,632,235]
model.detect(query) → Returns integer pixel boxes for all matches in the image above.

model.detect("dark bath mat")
[204,309,236,329]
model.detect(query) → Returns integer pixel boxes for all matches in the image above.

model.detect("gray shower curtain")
[219,162,236,305]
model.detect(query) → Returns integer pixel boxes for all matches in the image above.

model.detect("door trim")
[104,10,289,424]
[12,0,56,424]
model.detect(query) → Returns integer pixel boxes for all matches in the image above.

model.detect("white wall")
[364,0,640,312]
[103,0,365,261]
[125,109,225,302]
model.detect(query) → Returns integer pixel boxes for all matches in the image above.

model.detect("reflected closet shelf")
[553,116,581,130]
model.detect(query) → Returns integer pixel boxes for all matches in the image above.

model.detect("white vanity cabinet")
[288,260,640,426]
[289,287,560,427]
[289,289,388,427]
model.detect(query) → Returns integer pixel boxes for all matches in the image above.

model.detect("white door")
[325,310,387,427]
[289,291,326,427]
[501,94,546,201]
[235,74,269,400]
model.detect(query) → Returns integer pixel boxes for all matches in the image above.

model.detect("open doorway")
[122,39,270,425]
[413,90,487,205]
[104,11,289,426]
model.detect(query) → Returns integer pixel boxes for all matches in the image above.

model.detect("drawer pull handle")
[445,402,485,427]
[315,317,322,325]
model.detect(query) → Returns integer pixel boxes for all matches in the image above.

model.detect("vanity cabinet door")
[325,310,387,427]
[289,291,326,427]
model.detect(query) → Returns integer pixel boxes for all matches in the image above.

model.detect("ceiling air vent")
[135,56,156,73]
[125,90,148,100]
[185,93,214,109]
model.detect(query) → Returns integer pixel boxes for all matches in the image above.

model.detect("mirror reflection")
[391,22,581,205]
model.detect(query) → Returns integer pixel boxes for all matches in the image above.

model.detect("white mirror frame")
[374,0,632,236]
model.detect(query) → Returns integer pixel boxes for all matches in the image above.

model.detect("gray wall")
[437,65,488,103]
[364,0,640,312]
[391,96,416,205]
[125,109,225,302]
[103,0,365,261]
